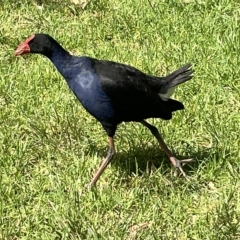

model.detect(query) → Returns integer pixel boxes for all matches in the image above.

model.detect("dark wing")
[91,58,183,122]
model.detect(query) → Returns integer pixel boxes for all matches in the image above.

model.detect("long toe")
[170,157,194,180]
[179,158,194,163]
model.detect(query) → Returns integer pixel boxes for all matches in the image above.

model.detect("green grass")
[1,0,240,238]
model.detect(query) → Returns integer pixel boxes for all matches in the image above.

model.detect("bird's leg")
[141,120,193,179]
[88,137,115,188]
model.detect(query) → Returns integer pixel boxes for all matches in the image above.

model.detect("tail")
[158,63,194,100]
[165,63,193,88]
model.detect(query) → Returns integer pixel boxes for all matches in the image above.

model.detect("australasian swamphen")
[15,34,194,187]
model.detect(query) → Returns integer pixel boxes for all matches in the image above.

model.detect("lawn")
[0,0,240,239]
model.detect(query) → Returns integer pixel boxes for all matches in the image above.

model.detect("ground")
[0,0,240,239]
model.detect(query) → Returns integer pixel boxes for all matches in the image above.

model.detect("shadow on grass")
[86,142,214,178]
[116,147,214,177]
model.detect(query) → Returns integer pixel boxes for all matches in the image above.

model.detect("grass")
[0,0,240,238]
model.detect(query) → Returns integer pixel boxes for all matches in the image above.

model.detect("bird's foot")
[169,157,194,180]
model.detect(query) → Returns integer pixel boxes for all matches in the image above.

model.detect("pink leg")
[88,137,115,188]
[141,120,193,179]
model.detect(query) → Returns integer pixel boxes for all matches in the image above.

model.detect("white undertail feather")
[159,86,176,101]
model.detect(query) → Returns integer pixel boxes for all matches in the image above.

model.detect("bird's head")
[15,33,55,57]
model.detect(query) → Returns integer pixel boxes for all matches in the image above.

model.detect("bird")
[15,33,194,187]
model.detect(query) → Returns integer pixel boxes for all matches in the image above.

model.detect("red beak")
[14,42,30,56]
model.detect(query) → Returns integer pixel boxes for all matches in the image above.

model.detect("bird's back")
[91,58,184,122]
